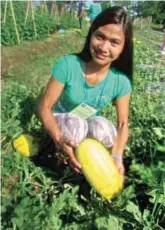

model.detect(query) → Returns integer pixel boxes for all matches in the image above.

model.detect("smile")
[95,51,108,60]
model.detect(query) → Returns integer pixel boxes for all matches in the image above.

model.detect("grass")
[2,29,87,90]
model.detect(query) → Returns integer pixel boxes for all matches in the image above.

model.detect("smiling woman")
[38,6,133,179]
[90,24,125,67]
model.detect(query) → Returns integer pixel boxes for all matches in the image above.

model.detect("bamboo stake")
[31,0,37,37]
[39,2,42,13]
[50,1,53,17]
[140,17,142,30]
[24,0,30,25]
[54,1,58,19]
[43,0,48,14]
[51,1,56,18]
[55,2,60,25]
[3,0,8,24]
[9,0,20,44]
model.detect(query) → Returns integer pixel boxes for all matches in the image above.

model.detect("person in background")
[89,1,102,24]
[83,0,93,21]
[84,0,93,10]
[161,18,165,55]
[38,7,133,181]
[77,1,86,29]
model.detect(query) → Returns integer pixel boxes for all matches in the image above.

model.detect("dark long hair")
[77,6,133,81]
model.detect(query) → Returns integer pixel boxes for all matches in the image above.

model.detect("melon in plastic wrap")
[87,116,117,148]
[76,139,123,199]
[55,113,88,145]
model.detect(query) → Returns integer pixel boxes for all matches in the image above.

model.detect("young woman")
[38,7,133,180]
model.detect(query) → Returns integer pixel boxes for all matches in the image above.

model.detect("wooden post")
[54,1,60,26]
[40,2,44,14]
[9,0,20,44]
[3,0,8,24]
[25,0,30,25]
[51,0,56,18]
[140,17,143,30]
[31,0,37,37]
[43,0,48,14]
[149,16,152,29]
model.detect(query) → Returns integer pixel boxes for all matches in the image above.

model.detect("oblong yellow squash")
[13,134,39,157]
[76,139,123,199]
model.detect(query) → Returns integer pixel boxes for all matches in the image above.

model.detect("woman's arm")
[112,93,130,156]
[38,77,81,173]
[111,93,131,177]
[38,77,64,142]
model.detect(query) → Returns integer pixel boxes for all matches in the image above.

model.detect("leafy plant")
[1,2,79,46]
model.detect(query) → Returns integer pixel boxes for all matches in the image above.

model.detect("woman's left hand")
[112,158,125,182]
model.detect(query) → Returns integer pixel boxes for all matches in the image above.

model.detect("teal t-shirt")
[89,3,101,20]
[51,54,132,113]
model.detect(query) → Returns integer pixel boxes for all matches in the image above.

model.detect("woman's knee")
[54,113,88,145]
[87,116,117,148]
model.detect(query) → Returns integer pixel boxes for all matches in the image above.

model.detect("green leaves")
[1,2,79,46]
[126,201,142,223]
[153,128,165,153]
[94,215,123,230]
[1,80,41,139]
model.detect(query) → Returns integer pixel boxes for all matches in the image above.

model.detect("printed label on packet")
[71,103,97,119]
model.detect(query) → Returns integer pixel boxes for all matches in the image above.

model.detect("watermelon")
[13,134,39,157]
[76,139,123,199]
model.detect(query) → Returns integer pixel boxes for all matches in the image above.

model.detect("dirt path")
[135,32,161,46]
[1,32,79,76]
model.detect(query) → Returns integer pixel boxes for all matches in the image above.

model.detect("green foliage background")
[2,1,165,46]
[1,1,79,46]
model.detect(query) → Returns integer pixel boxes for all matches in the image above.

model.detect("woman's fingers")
[118,167,125,183]
[112,159,125,182]
[55,152,68,165]
[57,136,81,173]
[65,139,77,148]
[59,136,77,149]
[69,162,82,174]
[63,144,81,170]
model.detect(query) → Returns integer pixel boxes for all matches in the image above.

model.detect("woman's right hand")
[56,135,82,174]
[38,77,81,173]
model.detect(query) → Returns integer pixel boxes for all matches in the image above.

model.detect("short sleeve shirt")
[51,55,132,113]
[89,3,102,20]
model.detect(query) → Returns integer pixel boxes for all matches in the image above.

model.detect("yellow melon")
[76,139,123,199]
[13,134,39,157]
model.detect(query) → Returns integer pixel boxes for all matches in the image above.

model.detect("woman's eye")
[96,34,103,40]
[111,40,119,46]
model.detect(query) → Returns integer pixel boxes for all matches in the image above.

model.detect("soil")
[1,33,78,76]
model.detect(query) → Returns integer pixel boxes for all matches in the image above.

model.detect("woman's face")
[90,23,125,67]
